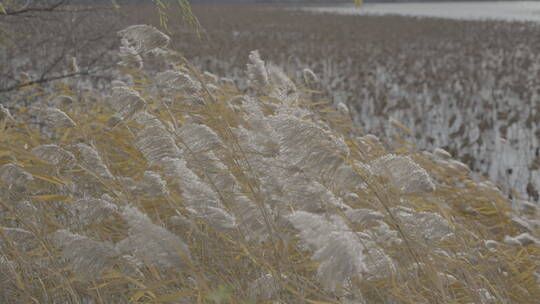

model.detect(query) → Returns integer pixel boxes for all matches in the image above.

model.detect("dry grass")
[4,4,538,202]
[0,22,539,304]
[146,4,540,204]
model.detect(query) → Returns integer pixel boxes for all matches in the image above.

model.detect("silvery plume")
[135,112,180,165]
[371,154,435,194]
[117,206,191,271]
[75,143,113,179]
[155,70,202,97]
[50,229,121,281]
[302,68,319,85]
[177,123,223,153]
[140,171,169,197]
[118,25,170,54]
[59,197,118,230]
[31,144,75,167]
[30,106,76,129]
[157,157,237,231]
[288,211,395,292]
[119,39,143,69]
[504,232,540,247]
[246,50,270,90]
[269,114,350,181]
[0,164,33,187]
[0,104,14,121]
[267,63,298,105]
[282,175,348,213]
[0,227,39,252]
[109,86,146,123]
[176,124,236,191]
[391,207,453,243]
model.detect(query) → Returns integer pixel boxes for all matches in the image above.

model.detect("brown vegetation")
[1,20,540,303]
[158,4,540,203]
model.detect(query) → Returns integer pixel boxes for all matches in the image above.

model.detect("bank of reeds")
[1,24,539,304]
[161,4,540,203]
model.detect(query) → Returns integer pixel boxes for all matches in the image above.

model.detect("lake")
[302,1,540,22]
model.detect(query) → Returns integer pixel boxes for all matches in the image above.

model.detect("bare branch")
[0,68,105,93]
[2,0,67,16]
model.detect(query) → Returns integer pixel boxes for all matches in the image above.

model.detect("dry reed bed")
[0,24,540,304]
[165,4,540,204]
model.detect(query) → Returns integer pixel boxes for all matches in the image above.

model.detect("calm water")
[303,2,540,22]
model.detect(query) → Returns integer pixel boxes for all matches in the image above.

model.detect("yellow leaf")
[390,118,414,137]
[300,100,328,107]
[296,261,319,269]
[134,78,148,84]
[31,174,68,186]
[303,89,324,94]
[89,279,126,290]
[31,195,75,202]
[152,290,194,302]
[209,169,234,174]
[130,290,149,303]
[102,273,151,290]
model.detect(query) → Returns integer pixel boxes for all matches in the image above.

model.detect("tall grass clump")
[169,5,540,203]
[0,25,540,304]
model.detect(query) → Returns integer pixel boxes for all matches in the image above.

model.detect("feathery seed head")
[135,112,180,165]
[0,164,33,187]
[0,227,38,252]
[118,42,143,69]
[288,211,395,291]
[302,68,319,85]
[156,70,202,96]
[31,107,76,129]
[51,229,120,281]
[433,148,452,160]
[31,144,75,166]
[75,143,113,179]
[504,233,540,247]
[267,64,298,104]
[119,206,191,270]
[63,198,118,229]
[371,154,435,194]
[269,114,350,180]
[177,123,223,153]
[110,86,146,122]
[141,171,169,197]
[0,104,14,121]
[118,25,170,54]
[247,50,270,89]
[157,157,237,230]
[393,208,453,242]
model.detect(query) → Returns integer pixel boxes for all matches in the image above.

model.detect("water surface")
[303,2,540,22]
